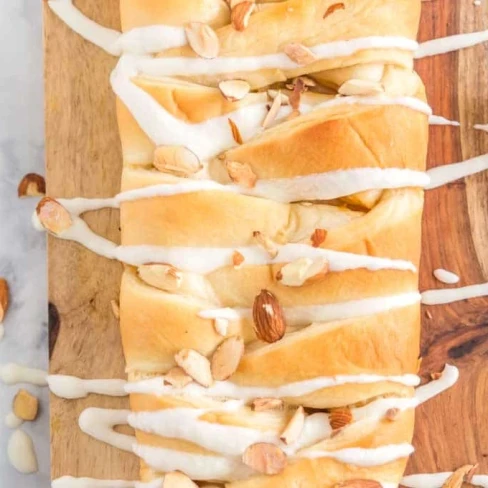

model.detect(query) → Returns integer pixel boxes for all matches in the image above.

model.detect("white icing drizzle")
[429,115,460,126]
[422,282,488,305]
[47,0,186,56]
[433,268,460,285]
[402,473,488,488]
[5,412,23,429]
[8,429,38,474]
[52,478,164,488]
[0,324,4,342]
[426,153,488,189]
[414,364,459,404]
[474,123,488,132]
[199,291,421,327]
[126,371,420,400]
[48,375,127,399]
[416,30,488,59]
[0,363,48,386]
[78,408,134,452]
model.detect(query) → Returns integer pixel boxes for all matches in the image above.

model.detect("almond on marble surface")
[36,197,73,234]
[0,278,9,323]
[280,406,305,445]
[164,367,193,389]
[17,173,46,198]
[231,1,255,31]
[211,336,245,381]
[242,442,287,475]
[252,289,286,343]
[185,23,219,59]
[13,389,39,421]
[175,349,213,387]
[153,146,202,176]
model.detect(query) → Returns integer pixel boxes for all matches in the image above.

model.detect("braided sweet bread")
[113,0,428,486]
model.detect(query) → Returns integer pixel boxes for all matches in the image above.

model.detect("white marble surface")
[0,1,49,486]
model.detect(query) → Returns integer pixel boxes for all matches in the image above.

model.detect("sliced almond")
[110,300,120,320]
[164,367,193,389]
[219,80,251,101]
[252,289,286,343]
[311,228,327,247]
[324,2,345,18]
[36,197,73,234]
[228,118,243,144]
[262,91,282,129]
[335,481,382,488]
[153,146,202,176]
[231,1,255,31]
[138,264,183,293]
[242,442,288,475]
[174,349,213,387]
[163,471,198,488]
[442,465,476,488]
[226,161,257,188]
[252,398,284,412]
[338,79,384,97]
[253,231,278,258]
[13,389,39,421]
[277,257,329,287]
[385,407,400,421]
[466,464,479,483]
[0,278,9,323]
[232,251,245,268]
[284,43,317,65]
[214,318,229,337]
[185,23,219,59]
[211,336,245,381]
[289,78,306,111]
[17,173,46,198]
[329,407,353,430]
[280,406,305,445]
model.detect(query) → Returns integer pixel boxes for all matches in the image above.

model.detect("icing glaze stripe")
[47,375,127,399]
[402,473,488,488]
[416,30,488,59]
[421,282,488,305]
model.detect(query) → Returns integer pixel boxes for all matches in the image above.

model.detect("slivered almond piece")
[185,23,219,59]
[228,118,243,144]
[214,318,229,337]
[13,389,39,421]
[252,398,284,411]
[329,407,353,430]
[280,406,305,445]
[268,89,290,105]
[18,173,46,198]
[242,443,288,475]
[110,300,120,319]
[219,80,251,101]
[164,367,193,388]
[284,43,317,65]
[153,146,202,176]
[0,278,9,323]
[385,408,400,421]
[466,464,479,483]
[324,2,345,18]
[252,289,286,343]
[174,349,213,387]
[311,228,327,247]
[232,251,245,268]
[335,480,382,488]
[36,197,73,234]
[262,91,282,129]
[226,161,257,188]
[138,264,183,293]
[277,257,329,287]
[338,79,384,97]
[289,78,305,111]
[253,231,278,258]
[442,465,476,488]
[163,471,198,488]
[231,1,255,31]
[211,336,245,381]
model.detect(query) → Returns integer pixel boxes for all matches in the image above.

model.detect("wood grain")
[44,0,488,482]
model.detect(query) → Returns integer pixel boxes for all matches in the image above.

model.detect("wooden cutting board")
[44,0,488,482]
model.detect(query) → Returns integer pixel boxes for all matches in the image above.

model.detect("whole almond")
[13,389,39,421]
[242,443,287,475]
[0,279,9,323]
[18,173,46,198]
[163,471,198,488]
[338,79,384,97]
[138,264,182,293]
[164,367,193,389]
[231,1,255,31]
[252,398,284,411]
[185,23,219,59]
[174,349,213,387]
[284,43,317,65]
[252,290,286,343]
[211,336,245,381]
[226,161,257,188]
[153,146,202,176]
[36,197,73,234]
[311,228,327,247]
[219,80,251,101]
[329,407,353,430]
[280,406,305,445]
[335,480,382,488]
[228,118,243,144]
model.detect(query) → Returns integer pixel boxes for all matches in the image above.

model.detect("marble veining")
[0,1,49,486]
